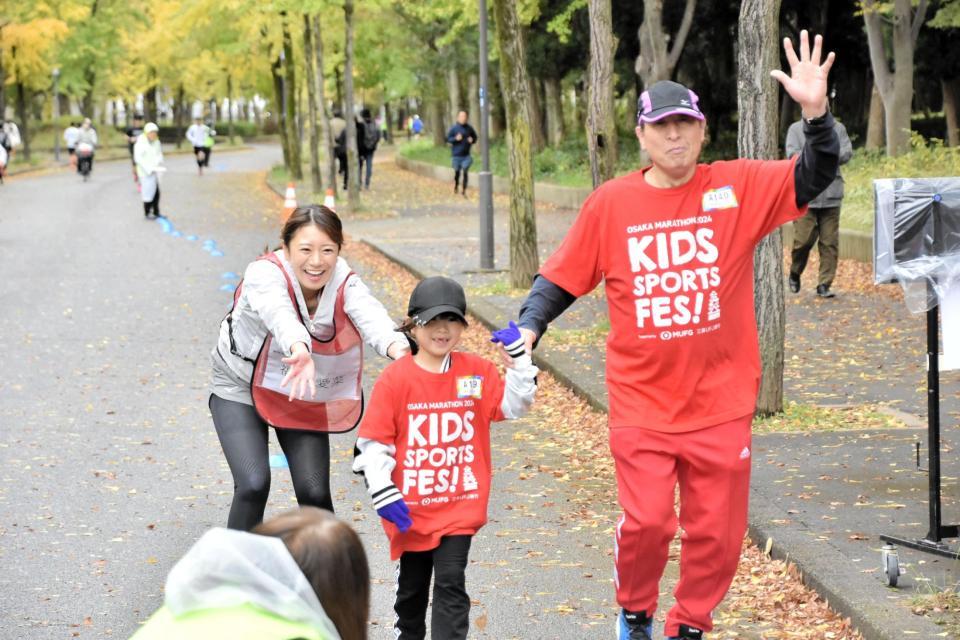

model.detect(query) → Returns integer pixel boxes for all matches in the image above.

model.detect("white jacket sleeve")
[500,354,538,419]
[243,260,312,355]
[352,437,403,508]
[343,275,408,358]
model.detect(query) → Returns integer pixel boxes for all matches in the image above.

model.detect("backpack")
[362,121,379,151]
[0,130,9,152]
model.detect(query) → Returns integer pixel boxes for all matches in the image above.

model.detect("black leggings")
[209,394,333,530]
[395,535,473,640]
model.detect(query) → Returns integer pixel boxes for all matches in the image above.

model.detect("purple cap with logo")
[637,80,705,124]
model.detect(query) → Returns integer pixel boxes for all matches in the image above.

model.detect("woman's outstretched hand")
[280,342,316,401]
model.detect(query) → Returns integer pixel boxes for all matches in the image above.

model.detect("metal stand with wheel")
[879,304,959,587]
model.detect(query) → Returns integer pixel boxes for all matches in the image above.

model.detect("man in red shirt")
[514,32,839,640]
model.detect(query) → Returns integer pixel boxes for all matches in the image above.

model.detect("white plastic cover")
[874,177,960,313]
[163,528,341,639]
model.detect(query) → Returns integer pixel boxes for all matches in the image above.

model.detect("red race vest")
[233,253,364,432]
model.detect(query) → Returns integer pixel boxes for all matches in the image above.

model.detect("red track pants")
[611,414,752,637]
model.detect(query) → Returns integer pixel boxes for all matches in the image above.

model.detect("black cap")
[637,80,705,124]
[407,276,467,326]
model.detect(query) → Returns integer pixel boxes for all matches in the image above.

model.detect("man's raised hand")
[770,30,835,119]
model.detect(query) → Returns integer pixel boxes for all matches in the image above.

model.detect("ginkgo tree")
[0,3,69,160]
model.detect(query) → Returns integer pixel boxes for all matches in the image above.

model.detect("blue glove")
[377,500,413,533]
[491,320,525,358]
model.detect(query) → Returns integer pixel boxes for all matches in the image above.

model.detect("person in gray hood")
[785,110,853,298]
[131,507,370,640]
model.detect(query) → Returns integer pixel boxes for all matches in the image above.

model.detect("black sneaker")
[667,624,705,639]
[816,284,835,298]
[617,609,653,640]
[788,274,800,293]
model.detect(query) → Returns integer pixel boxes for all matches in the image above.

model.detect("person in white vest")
[211,205,410,530]
[134,123,165,218]
[63,122,81,164]
[186,117,215,175]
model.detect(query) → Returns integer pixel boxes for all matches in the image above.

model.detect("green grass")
[752,401,906,434]
[465,280,527,298]
[546,318,612,346]
[841,134,960,233]
[400,131,960,234]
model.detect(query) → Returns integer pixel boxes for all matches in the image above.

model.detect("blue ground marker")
[269,453,289,469]
[219,283,237,292]
[221,272,239,279]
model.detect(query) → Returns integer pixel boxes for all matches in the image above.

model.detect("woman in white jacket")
[211,204,409,530]
[134,123,164,218]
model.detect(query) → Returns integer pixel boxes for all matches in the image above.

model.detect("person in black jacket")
[446,111,478,196]
[357,108,379,190]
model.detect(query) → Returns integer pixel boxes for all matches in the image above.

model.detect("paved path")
[0,147,625,639]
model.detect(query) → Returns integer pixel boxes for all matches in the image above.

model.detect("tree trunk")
[312,15,336,195]
[447,64,461,125]
[738,0,783,417]
[175,83,185,150]
[303,14,323,194]
[282,14,302,181]
[343,0,360,209]
[0,43,6,120]
[544,75,564,146]
[15,81,29,162]
[527,75,546,152]
[489,71,505,139]
[468,73,480,134]
[428,73,446,147]
[227,73,235,143]
[865,81,885,151]
[272,55,291,170]
[144,83,157,122]
[778,89,796,148]
[863,0,928,156]
[942,78,959,147]
[635,0,697,86]
[586,0,618,188]
[491,0,539,288]
[81,70,96,117]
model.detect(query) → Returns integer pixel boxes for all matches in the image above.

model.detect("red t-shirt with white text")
[359,352,505,559]
[540,160,804,432]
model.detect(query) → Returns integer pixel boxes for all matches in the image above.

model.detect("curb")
[396,154,876,264]
[355,234,947,640]
[748,498,948,639]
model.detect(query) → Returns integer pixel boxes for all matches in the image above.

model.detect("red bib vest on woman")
[230,253,363,432]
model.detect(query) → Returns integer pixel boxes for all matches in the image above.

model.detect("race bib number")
[702,186,738,211]
[456,376,483,399]
[259,342,361,403]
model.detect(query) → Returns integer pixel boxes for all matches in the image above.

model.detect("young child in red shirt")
[353,276,538,640]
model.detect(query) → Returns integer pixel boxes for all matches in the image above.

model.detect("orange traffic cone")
[323,188,336,211]
[282,182,298,219]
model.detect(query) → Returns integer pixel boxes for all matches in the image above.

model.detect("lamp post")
[478,0,494,269]
[52,67,61,162]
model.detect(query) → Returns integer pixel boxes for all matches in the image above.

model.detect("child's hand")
[377,500,413,533]
[491,321,526,358]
